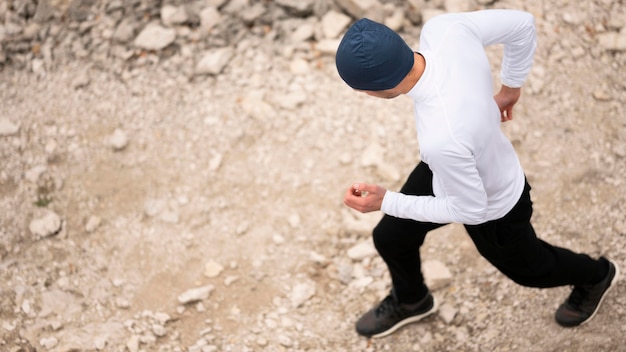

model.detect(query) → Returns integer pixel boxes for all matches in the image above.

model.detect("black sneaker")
[555,258,619,327]
[355,291,437,338]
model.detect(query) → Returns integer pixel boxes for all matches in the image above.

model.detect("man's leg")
[464,180,619,326]
[356,162,446,337]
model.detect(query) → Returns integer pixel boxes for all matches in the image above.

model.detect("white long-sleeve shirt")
[381,10,536,225]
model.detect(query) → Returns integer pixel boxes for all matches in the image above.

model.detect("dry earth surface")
[1,0,625,351]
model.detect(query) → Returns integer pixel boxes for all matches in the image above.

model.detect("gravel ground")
[1,0,625,351]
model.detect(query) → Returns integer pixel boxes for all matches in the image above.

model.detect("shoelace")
[567,286,588,308]
[375,296,399,317]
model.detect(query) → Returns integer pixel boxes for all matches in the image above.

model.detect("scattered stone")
[108,128,128,151]
[72,72,91,89]
[289,58,310,75]
[288,213,301,228]
[209,153,222,171]
[272,234,286,244]
[154,312,171,325]
[195,47,234,75]
[134,24,176,51]
[0,119,20,136]
[597,30,626,51]
[126,335,140,352]
[25,165,47,183]
[152,324,167,337]
[423,260,453,290]
[199,7,222,33]
[291,22,315,43]
[290,281,316,307]
[347,240,377,260]
[204,260,224,278]
[160,210,179,223]
[592,90,612,101]
[276,0,315,16]
[39,336,59,349]
[439,303,457,324]
[321,11,351,39]
[85,215,102,233]
[177,285,214,304]
[29,211,62,239]
[115,297,130,309]
[144,198,166,217]
[161,5,189,27]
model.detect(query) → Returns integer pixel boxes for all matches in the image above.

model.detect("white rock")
[39,336,59,349]
[288,214,301,228]
[291,23,315,43]
[347,240,377,260]
[21,299,32,315]
[25,165,47,183]
[208,153,222,171]
[290,281,316,307]
[444,0,474,13]
[321,10,351,39]
[275,0,315,15]
[160,210,179,223]
[195,47,234,75]
[278,335,293,347]
[423,259,453,290]
[385,8,405,32]
[29,211,62,238]
[203,260,224,278]
[276,91,307,110]
[72,72,90,89]
[439,303,457,324]
[335,0,383,20]
[152,324,167,337]
[341,208,382,236]
[115,297,130,309]
[224,275,239,286]
[240,93,276,120]
[126,335,140,352]
[108,128,128,151]
[360,142,385,167]
[177,285,214,304]
[0,118,20,136]
[315,39,340,56]
[199,7,222,33]
[94,336,107,350]
[597,29,626,51]
[144,198,165,217]
[134,24,176,50]
[272,234,286,244]
[289,58,310,75]
[422,9,445,23]
[350,276,374,289]
[154,312,171,325]
[85,215,102,233]
[161,5,188,26]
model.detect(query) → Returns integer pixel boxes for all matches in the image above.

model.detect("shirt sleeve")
[381,146,489,225]
[464,10,537,88]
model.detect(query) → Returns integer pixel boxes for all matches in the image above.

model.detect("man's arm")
[464,10,537,89]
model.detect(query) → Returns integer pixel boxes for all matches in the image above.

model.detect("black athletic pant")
[373,162,606,303]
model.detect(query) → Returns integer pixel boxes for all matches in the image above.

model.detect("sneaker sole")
[370,296,439,339]
[580,260,620,326]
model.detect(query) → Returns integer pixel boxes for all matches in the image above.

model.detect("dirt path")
[1,0,625,351]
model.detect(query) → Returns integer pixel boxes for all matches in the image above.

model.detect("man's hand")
[344,183,387,213]
[494,85,521,122]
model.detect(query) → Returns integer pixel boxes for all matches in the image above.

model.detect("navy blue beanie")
[336,18,414,91]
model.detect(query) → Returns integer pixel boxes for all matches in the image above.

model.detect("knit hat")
[335,18,414,91]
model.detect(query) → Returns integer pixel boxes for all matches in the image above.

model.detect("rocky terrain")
[1,0,625,351]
